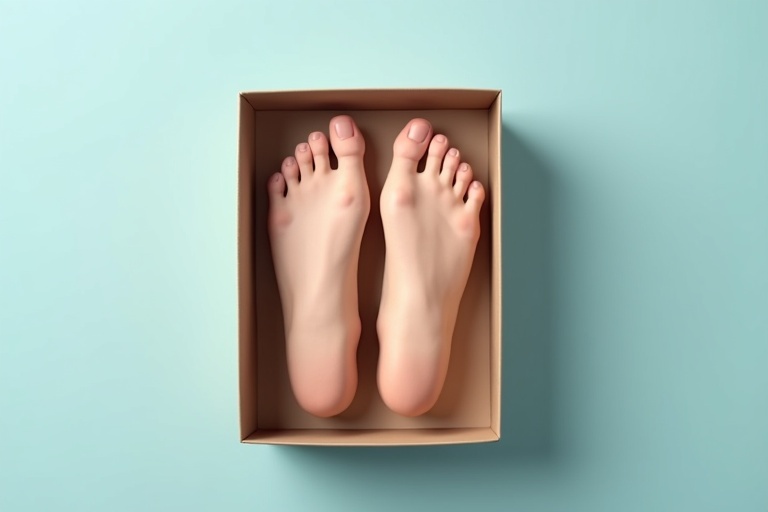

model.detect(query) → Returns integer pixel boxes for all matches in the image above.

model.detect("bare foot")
[267,115,370,417]
[377,119,485,416]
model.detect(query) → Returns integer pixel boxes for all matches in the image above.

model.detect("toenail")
[285,157,296,166]
[459,163,469,171]
[310,132,322,141]
[434,135,446,143]
[334,118,354,140]
[407,121,430,143]
[274,174,281,182]
[449,148,459,157]
[298,143,309,152]
[473,181,481,188]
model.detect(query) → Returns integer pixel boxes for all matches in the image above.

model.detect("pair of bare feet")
[267,116,485,418]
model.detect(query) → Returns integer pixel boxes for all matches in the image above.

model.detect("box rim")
[238,89,503,445]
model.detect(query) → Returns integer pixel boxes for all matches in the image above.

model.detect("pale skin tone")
[377,118,485,416]
[267,115,369,417]
[267,116,484,417]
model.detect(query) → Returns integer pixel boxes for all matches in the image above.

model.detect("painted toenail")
[449,148,459,157]
[310,132,322,141]
[407,121,429,143]
[434,135,446,143]
[298,143,309,152]
[334,118,354,140]
[285,157,296,166]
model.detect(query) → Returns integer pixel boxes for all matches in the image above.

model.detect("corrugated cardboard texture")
[238,90,501,445]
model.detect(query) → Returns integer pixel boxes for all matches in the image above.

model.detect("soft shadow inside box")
[250,109,492,431]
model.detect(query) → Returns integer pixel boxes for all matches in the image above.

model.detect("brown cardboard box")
[238,89,502,446]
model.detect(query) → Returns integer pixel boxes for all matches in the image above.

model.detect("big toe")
[392,118,432,170]
[328,115,365,165]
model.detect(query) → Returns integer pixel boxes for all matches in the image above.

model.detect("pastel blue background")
[1,0,766,510]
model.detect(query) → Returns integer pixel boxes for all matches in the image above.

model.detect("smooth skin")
[377,119,485,416]
[267,116,484,418]
[267,115,370,417]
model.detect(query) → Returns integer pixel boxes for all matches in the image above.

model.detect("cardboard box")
[238,89,502,446]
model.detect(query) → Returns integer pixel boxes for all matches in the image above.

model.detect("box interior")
[239,90,501,445]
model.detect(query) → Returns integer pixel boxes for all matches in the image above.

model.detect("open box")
[238,89,502,445]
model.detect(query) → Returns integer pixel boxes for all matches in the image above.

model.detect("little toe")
[392,118,433,173]
[328,115,365,169]
[440,148,460,185]
[267,172,291,231]
[424,135,449,175]
[466,181,486,213]
[308,131,331,172]
[267,172,286,200]
[282,156,300,187]
[295,142,313,180]
[453,163,473,198]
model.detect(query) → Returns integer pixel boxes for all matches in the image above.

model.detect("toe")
[440,148,460,185]
[267,172,291,231]
[282,156,299,187]
[295,142,313,180]
[392,118,433,173]
[424,134,448,175]
[328,115,365,168]
[308,131,330,172]
[466,181,485,213]
[453,163,473,198]
[267,172,286,200]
